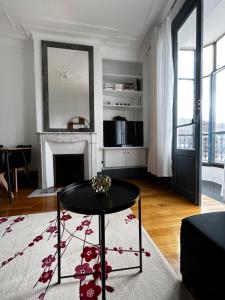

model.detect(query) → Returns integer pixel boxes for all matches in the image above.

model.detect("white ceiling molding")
[3,12,17,29]
[0,0,172,51]
[21,17,141,49]
[0,11,27,39]
[0,12,140,49]
[19,16,118,38]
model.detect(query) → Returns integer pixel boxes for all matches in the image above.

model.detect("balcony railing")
[177,133,225,164]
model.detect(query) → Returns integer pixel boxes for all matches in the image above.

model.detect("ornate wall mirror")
[42,41,94,132]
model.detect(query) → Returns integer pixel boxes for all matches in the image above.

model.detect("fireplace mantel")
[37,132,97,189]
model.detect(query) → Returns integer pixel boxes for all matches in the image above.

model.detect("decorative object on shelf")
[91,175,111,194]
[136,78,141,91]
[104,82,114,90]
[113,116,127,121]
[67,116,90,130]
[115,83,123,91]
[123,82,134,90]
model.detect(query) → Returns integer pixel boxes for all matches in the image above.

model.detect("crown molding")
[20,16,117,39]
[19,15,140,48]
[0,13,141,50]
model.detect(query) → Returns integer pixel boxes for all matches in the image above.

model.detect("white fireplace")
[37,132,97,189]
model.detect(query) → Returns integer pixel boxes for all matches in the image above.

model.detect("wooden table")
[0,147,31,202]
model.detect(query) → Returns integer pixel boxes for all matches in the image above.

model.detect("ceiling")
[204,0,225,44]
[1,0,224,48]
[0,0,173,46]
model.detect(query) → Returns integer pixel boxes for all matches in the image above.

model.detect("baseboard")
[146,172,172,185]
[98,167,148,178]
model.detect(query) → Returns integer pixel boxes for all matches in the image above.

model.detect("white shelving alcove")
[102,59,147,170]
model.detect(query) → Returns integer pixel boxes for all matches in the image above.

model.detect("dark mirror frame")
[41,40,94,132]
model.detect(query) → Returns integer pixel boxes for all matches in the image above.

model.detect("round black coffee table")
[57,179,142,300]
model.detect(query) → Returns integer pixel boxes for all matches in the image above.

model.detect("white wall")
[0,36,37,170]
[0,31,143,175]
[202,166,224,185]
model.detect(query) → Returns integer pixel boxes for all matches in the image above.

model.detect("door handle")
[195,99,201,111]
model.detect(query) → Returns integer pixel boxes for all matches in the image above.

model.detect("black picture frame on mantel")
[41,40,94,132]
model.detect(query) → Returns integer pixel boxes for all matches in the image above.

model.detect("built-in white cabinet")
[103,147,147,168]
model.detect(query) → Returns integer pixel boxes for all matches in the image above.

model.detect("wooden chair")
[10,145,32,192]
[0,145,14,198]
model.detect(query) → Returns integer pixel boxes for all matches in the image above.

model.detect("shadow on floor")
[201,180,224,204]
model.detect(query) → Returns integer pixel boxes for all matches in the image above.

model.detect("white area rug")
[0,210,192,300]
[28,188,61,198]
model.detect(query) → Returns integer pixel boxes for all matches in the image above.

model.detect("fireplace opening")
[53,154,84,187]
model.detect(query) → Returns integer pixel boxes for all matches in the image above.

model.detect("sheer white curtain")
[148,16,174,177]
[223,165,225,201]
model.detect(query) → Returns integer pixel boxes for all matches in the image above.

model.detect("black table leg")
[100,212,106,300]
[5,151,12,202]
[99,215,101,245]
[57,197,61,284]
[138,197,143,273]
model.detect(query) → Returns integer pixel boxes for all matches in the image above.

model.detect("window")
[202,36,225,165]
[177,49,195,149]
[216,35,225,69]
[203,45,213,76]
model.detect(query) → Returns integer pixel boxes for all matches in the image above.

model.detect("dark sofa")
[180,211,225,300]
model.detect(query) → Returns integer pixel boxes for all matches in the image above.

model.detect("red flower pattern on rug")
[42,255,56,268]
[74,263,93,281]
[1,215,26,236]
[81,220,91,226]
[14,216,25,223]
[125,213,136,224]
[54,241,66,249]
[39,270,53,283]
[0,211,151,299]
[93,261,112,280]
[0,217,8,224]
[85,229,93,235]
[61,214,72,221]
[76,225,83,231]
[33,235,43,242]
[46,226,57,233]
[81,246,98,262]
[80,280,101,300]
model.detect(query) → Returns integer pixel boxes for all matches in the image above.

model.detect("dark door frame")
[172,0,203,205]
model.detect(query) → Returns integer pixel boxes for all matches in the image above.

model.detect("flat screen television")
[103,120,143,147]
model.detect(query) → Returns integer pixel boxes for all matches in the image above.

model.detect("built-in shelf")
[103,89,142,97]
[103,104,143,110]
[103,73,142,80]
[102,146,147,149]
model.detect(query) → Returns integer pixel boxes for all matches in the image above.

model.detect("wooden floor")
[0,178,225,274]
